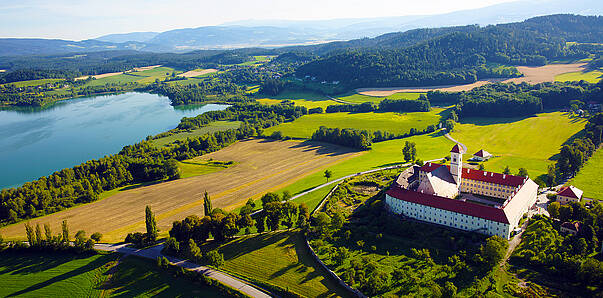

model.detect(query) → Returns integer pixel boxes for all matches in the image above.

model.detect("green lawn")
[570,147,603,199]
[335,92,423,104]
[450,112,586,179]
[0,251,118,297]
[83,67,178,87]
[256,91,339,109]
[208,231,352,297]
[284,132,454,209]
[2,79,64,87]
[106,255,228,297]
[555,69,603,83]
[264,109,443,139]
[151,121,242,147]
[178,159,235,179]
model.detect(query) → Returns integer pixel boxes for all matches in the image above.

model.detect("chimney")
[491,172,494,177]
[503,174,506,179]
[467,169,470,173]
[483,172,487,176]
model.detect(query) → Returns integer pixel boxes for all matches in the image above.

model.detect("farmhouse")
[556,185,583,205]
[560,221,582,235]
[471,149,493,161]
[385,145,538,239]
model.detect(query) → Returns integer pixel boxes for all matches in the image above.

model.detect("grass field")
[450,112,586,179]
[151,121,242,147]
[178,159,235,179]
[555,69,603,83]
[0,252,228,297]
[570,148,603,199]
[206,231,352,297]
[83,67,178,87]
[336,92,423,104]
[106,256,228,297]
[0,139,359,242]
[264,109,443,139]
[2,79,64,87]
[0,251,118,297]
[256,91,339,109]
[285,132,454,210]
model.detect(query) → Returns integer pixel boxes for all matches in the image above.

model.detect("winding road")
[443,130,468,152]
[94,243,271,298]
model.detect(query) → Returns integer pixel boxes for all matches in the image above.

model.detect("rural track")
[326,95,354,104]
[94,243,272,298]
[443,131,468,152]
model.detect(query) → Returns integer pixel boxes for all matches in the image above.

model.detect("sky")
[0,0,520,40]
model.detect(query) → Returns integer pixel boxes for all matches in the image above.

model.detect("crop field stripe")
[103,151,352,239]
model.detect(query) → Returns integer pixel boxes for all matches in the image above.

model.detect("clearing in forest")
[178,68,218,78]
[0,139,359,242]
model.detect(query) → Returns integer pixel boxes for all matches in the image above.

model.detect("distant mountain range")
[0,0,601,57]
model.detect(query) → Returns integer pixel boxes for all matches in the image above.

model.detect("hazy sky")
[0,0,519,40]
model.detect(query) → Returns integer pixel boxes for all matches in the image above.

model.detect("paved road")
[95,243,271,298]
[443,131,467,152]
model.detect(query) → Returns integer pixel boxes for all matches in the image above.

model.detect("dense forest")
[0,103,307,226]
[424,80,603,117]
[295,15,602,88]
[311,127,372,150]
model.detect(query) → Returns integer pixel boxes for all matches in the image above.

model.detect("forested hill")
[295,14,603,88]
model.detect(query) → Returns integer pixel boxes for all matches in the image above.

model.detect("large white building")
[385,145,538,239]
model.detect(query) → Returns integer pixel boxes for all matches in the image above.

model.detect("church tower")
[450,144,464,185]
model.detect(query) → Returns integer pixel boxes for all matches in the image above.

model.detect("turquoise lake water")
[0,92,228,189]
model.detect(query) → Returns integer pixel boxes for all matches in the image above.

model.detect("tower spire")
[450,144,464,186]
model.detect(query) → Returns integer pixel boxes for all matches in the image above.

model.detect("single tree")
[25,222,35,247]
[478,163,485,171]
[547,164,557,186]
[44,224,52,243]
[548,202,560,219]
[35,224,42,247]
[518,168,529,177]
[503,166,511,175]
[61,220,69,243]
[324,170,333,182]
[203,191,212,216]
[297,203,310,229]
[146,206,158,242]
[255,213,266,233]
[91,232,103,242]
[261,192,281,207]
[402,141,417,162]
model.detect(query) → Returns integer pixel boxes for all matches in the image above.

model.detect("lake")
[0,92,229,189]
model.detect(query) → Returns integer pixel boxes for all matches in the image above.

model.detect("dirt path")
[0,139,360,242]
[95,243,271,298]
[356,63,588,96]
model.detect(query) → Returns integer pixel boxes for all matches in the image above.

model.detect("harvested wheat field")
[178,68,218,78]
[0,139,360,242]
[356,63,587,96]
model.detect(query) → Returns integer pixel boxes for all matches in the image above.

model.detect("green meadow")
[106,256,228,297]
[336,92,423,104]
[555,69,603,83]
[264,109,443,139]
[151,120,242,147]
[83,66,179,87]
[282,132,454,210]
[205,231,352,297]
[570,148,603,200]
[2,78,64,87]
[0,252,118,297]
[178,159,235,179]
[450,112,586,179]
[256,91,339,109]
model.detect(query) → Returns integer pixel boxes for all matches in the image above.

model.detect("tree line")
[311,127,372,150]
[554,113,602,181]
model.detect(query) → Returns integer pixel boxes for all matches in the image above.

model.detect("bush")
[90,232,102,242]
[308,107,323,114]
[204,249,224,268]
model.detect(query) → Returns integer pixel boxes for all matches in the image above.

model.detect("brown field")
[356,63,587,96]
[0,139,360,242]
[178,68,218,78]
[75,65,162,80]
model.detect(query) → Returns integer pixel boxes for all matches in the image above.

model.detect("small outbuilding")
[472,149,493,161]
[560,221,582,235]
[557,185,583,205]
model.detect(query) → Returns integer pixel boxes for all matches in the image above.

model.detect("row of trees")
[555,113,602,180]
[311,126,372,150]
[0,103,307,226]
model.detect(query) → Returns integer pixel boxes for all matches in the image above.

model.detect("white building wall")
[385,194,511,239]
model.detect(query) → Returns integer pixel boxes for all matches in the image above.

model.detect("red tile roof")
[557,186,582,199]
[450,144,464,153]
[420,163,526,188]
[386,185,509,224]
